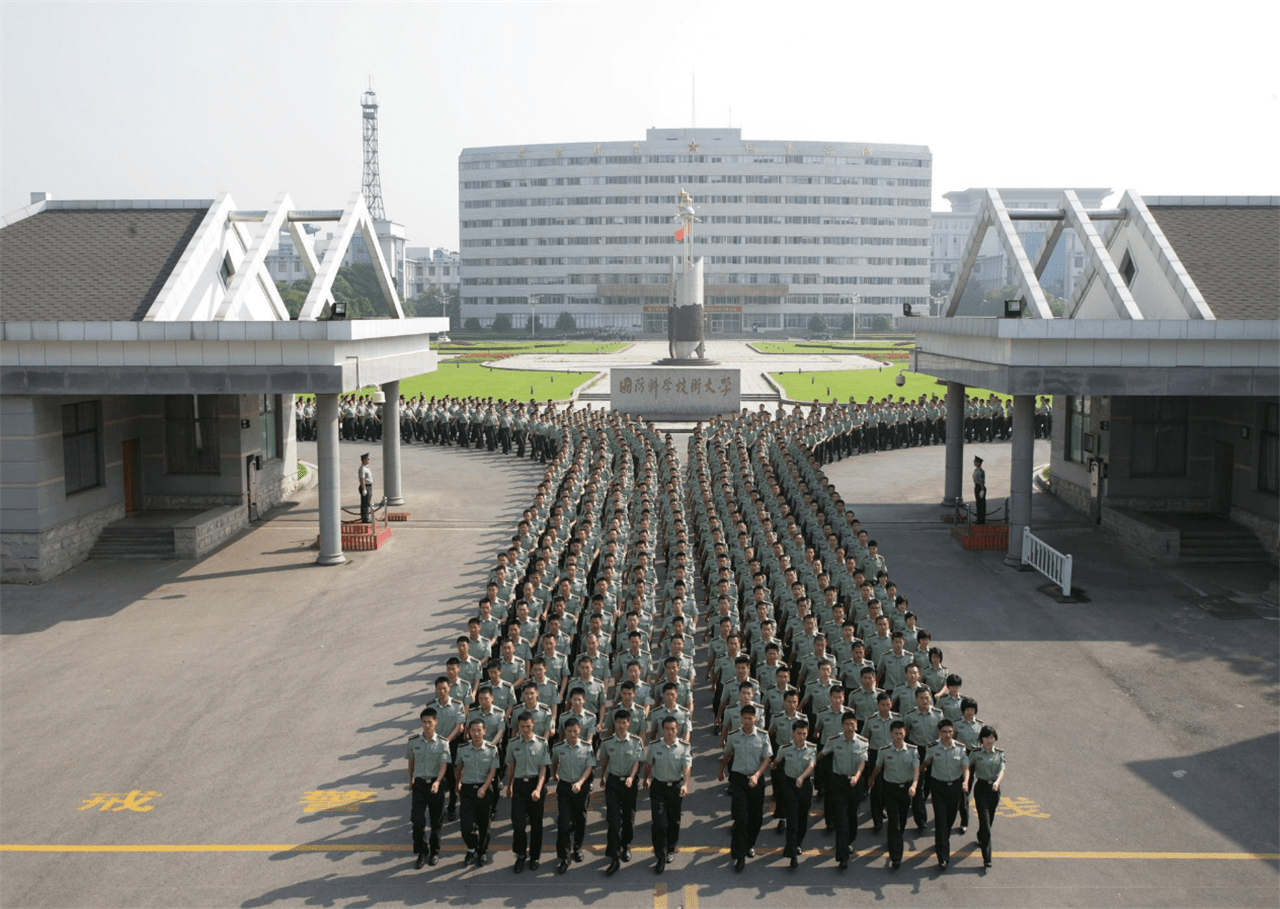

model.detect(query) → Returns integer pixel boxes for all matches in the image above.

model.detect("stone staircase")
[88,524,176,559]
[1176,517,1270,564]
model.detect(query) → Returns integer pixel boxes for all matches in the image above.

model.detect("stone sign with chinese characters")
[610,367,741,420]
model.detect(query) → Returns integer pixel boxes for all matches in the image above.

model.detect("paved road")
[490,339,885,399]
[1,397,1276,907]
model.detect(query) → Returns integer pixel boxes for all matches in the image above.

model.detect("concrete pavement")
[1,354,1276,908]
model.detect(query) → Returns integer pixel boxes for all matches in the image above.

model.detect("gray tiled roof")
[0,208,206,321]
[1147,205,1280,321]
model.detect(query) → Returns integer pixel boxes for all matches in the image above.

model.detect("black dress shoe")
[747,848,755,858]
[529,859,539,870]
[938,860,948,871]
[873,824,883,834]
[655,856,666,874]
[734,856,745,872]
[838,859,848,870]
[776,819,787,833]
[514,856,525,873]
[890,859,901,870]
[789,855,798,869]
[666,851,675,863]
[427,851,438,866]
[605,858,621,876]
[958,826,967,835]
[463,850,475,866]
[557,858,569,874]
[572,848,584,863]
[446,807,457,822]
[621,846,631,862]
[415,854,425,869]
[478,852,489,866]
[983,859,992,869]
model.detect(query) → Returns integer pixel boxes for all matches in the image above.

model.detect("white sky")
[2,0,1277,250]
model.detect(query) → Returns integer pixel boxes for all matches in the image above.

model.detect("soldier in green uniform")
[505,711,552,873]
[772,718,818,868]
[551,717,595,874]
[407,706,452,868]
[822,710,870,869]
[718,704,773,871]
[599,710,644,875]
[970,725,1005,868]
[867,719,919,869]
[921,718,969,871]
[643,716,693,874]
[455,718,500,867]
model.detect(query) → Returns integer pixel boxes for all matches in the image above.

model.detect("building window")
[1120,249,1137,288]
[1065,396,1090,462]
[219,253,236,288]
[261,395,279,460]
[165,395,221,474]
[62,401,102,495]
[1260,403,1279,494]
[1130,397,1187,477]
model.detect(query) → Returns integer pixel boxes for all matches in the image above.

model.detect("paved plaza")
[1,344,1277,909]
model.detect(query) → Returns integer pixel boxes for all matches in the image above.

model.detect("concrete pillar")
[381,380,404,506]
[315,393,346,566]
[942,381,966,506]
[1005,394,1035,567]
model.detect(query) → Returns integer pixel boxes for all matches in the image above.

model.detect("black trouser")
[555,775,592,859]
[605,773,637,859]
[649,779,683,858]
[974,779,1000,864]
[829,773,865,863]
[912,745,931,828]
[728,770,765,860]
[498,426,511,454]
[360,488,372,523]
[882,780,912,863]
[460,782,491,856]
[960,774,972,829]
[514,430,526,458]
[510,776,545,859]
[974,487,986,524]
[779,774,813,857]
[930,778,963,864]
[445,741,459,810]
[411,777,445,856]
[485,425,496,451]
[865,747,885,826]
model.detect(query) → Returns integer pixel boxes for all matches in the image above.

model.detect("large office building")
[458,128,932,334]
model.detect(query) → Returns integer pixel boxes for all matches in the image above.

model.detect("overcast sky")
[2,1,1276,250]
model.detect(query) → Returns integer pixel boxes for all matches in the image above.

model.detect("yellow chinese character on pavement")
[995,795,1050,819]
[78,790,162,812]
[299,790,377,813]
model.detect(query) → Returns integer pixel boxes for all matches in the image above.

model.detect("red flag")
[674,227,686,241]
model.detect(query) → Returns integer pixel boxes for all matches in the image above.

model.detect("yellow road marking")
[0,844,1275,860]
[653,882,667,909]
[684,883,699,908]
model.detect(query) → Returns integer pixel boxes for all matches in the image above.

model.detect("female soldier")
[969,724,1005,869]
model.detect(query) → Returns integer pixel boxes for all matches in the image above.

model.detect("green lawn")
[753,340,911,355]
[438,341,628,356]
[398,362,595,400]
[771,368,1009,404]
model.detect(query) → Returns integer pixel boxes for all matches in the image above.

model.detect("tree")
[276,279,310,320]
[839,313,854,333]
[464,317,480,331]
[411,285,446,318]
[446,289,461,331]
[556,311,577,331]
[808,313,828,334]
[871,314,893,332]
[492,313,512,332]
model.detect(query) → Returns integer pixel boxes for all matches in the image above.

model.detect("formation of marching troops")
[403,396,1009,877]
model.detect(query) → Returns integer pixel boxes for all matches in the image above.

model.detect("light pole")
[528,294,539,338]
[847,293,860,342]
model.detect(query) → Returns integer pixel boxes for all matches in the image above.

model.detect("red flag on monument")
[674,226,686,241]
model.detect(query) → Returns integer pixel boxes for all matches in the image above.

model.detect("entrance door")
[122,440,140,512]
[1210,442,1234,513]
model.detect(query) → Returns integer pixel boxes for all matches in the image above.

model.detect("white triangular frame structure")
[941,188,1212,322]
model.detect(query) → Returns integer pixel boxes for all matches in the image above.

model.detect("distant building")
[266,218,408,295]
[931,187,1111,305]
[405,247,460,301]
[458,128,932,334]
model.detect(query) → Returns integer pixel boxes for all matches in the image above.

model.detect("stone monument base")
[651,358,721,366]
[611,366,741,421]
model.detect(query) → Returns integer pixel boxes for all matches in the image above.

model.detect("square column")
[942,381,966,506]
[1005,394,1035,567]
[315,393,346,566]
[381,380,404,506]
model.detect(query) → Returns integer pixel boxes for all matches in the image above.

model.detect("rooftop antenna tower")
[361,86,386,220]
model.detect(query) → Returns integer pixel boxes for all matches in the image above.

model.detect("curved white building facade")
[458,128,931,334]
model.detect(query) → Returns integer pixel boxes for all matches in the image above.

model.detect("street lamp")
[528,294,539,337]
[844,294,860,342]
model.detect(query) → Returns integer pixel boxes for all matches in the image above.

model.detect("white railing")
[1022,527,1073,596]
